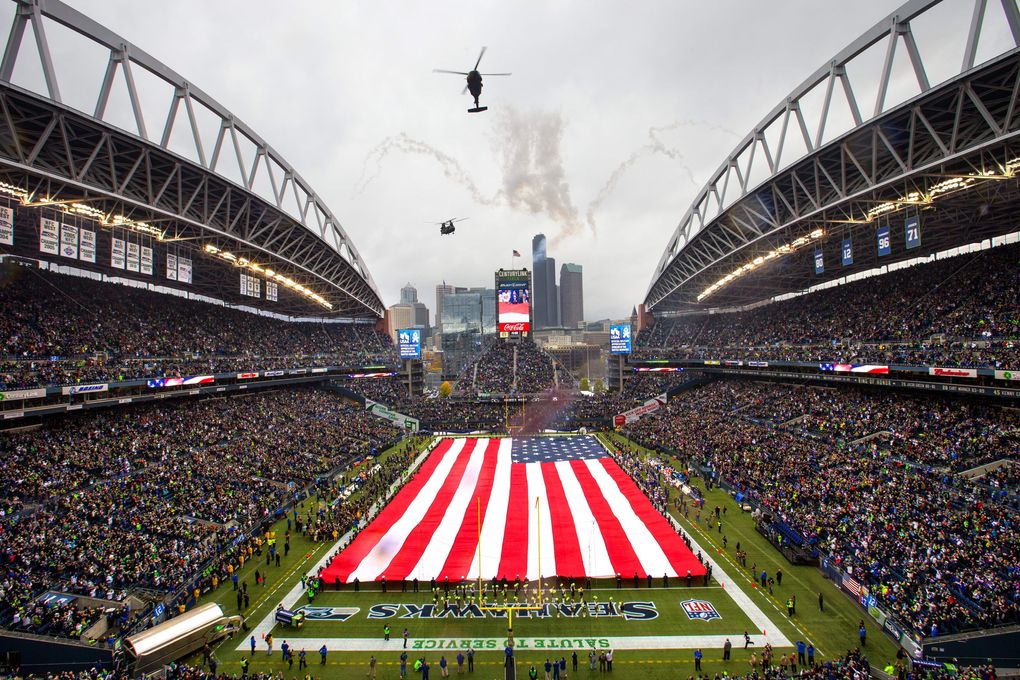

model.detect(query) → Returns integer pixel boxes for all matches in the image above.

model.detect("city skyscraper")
[532,234,549,328]
[400,282,418,304]
[559,263,584,328]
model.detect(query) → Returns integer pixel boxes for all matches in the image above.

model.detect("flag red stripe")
[496,462,530,580]
[381,439,479,580]
[598,457,706,577]
[569,459,645,578]
[320,438,456,583]
[436,439,501,581]
[540,462,586,578]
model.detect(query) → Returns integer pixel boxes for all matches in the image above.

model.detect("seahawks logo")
[296,606,361,621]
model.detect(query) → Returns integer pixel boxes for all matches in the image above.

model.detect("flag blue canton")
[510,436,607,464]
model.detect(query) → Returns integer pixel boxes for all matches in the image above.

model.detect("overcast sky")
[11,0,1001,320]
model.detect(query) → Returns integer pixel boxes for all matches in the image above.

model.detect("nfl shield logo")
[681,599,721,621]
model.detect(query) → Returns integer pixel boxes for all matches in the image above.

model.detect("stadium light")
[202,243,332,309]
[697,228,825,301]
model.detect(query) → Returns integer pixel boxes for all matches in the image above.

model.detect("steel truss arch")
[646,0,1020,313]
[0,0,382,317]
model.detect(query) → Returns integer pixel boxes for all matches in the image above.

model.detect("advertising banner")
[496,270,530,333]
[39,217,59,254]
[0,205,13,245]
[633,367,683,372]
[613,393,667,427]
[609,324,632,355]
[994,370,1016,382]
[0,387,46,401]
[365,398,420,431]
[819,363,889,374]
[236,372,259,379]
[79,229,96,263]
[928,366,977,378]
[60,223,78,259]
[111,237,126,269]
[61,383,108,396]
[398,328,422,359]
[146,375,215,388]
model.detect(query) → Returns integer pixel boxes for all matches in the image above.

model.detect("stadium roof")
[645,0,1020,314]
[0,0,383,318]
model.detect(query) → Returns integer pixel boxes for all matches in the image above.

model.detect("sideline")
[239,437,438,647]
[236,634,772,652]
[596,434,790,649]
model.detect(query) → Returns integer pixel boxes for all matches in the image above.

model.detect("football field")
[191,434,898,679]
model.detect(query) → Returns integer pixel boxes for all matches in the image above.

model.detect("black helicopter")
[433,47,511,113]
[427,217,468,235]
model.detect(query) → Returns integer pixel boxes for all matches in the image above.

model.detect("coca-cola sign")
[500,322,529,332]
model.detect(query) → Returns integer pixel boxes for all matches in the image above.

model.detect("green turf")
[188,433,902,680]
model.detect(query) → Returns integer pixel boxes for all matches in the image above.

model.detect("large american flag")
[321,436,706,583]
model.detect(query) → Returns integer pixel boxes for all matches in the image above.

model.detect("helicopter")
[433,47,511,113]
[427,217,468,235]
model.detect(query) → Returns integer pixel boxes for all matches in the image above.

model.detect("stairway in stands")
[511,344,519,392]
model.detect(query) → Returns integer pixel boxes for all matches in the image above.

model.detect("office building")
[559,263,583,329]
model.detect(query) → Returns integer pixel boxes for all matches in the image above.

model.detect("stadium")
[0,1,1017,679]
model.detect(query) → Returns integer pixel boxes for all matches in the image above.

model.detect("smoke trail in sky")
[355,108,584,243]
[353,133,493,205]
[491,108,583,246]
[585,120,741,234]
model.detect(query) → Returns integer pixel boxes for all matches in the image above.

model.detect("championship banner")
[126,241,140,272]
[365,398,420,431]
[0,205,13,245]
[0,387,46,401]
[61,383,108,396]
[111,237,126,269]
[140,245,153,275]
[167,253,178,281]
[60,223,78,259]
[177,257,192,283]
[928,367,977,379]
[39,217,59,254]
[613,393,667,427]
[79,229,96,263]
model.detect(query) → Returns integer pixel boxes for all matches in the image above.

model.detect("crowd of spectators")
[468,339,557,394]
[0,388,399,637]
[0,267,397,389]
[636,243,1020,369]
[624,379,1019,638]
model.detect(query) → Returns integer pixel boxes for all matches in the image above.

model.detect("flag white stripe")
[584,458,677,578]
[348,438,467,582]
[555,460,613,578]
[407,438,489,581]
[469,438,513,580]
[524,462,556,580]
